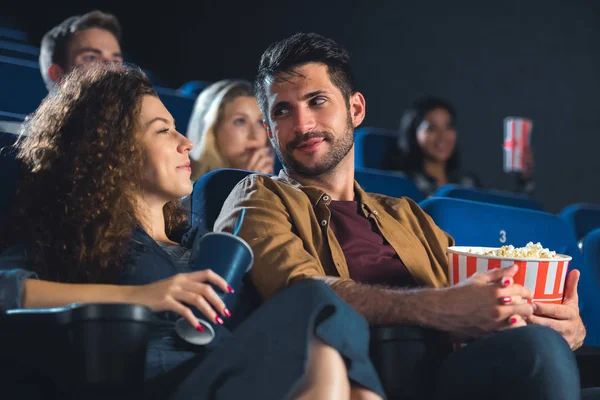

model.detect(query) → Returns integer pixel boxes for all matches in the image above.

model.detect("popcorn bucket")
[447,246,571,304]
[447,246,571,350]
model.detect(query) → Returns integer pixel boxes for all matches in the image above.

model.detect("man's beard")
[274,112,354,178]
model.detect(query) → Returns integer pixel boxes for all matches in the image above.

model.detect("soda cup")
[503,117,532,173]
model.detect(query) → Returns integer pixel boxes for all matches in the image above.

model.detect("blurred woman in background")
[187,80,274,181]
[383,96,534,197]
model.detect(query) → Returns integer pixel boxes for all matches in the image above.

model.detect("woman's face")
[215,95,268,169]
[137,95,194,203]
[416,107,457,163]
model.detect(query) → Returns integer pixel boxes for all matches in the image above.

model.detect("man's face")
[65,27,122,69]
[263,63,365,177]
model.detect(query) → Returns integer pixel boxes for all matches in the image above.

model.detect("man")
[215,33,585,398]
[39,10,123,91]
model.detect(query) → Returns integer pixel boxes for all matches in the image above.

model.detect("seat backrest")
[559,203,600,242]
[582,229,600,346]
[190,169,255,233]
[177,80,212,99]
[0,110,24,134]
[420,197,600,345]
[0,39,39,61]
[354,127,399,170]
[420,197,578,263]
[583,229,600,284]
[154,86,195,135]
[433,184,543,211]
[355,168,425,202]
[0,131,20,222]
[0,56,47,116]
[0,26,28,43]
[190,167,427,232]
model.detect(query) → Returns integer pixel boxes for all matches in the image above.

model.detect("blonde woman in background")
[187,80,274,181]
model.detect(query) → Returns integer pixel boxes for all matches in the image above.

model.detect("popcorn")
[472,242,558,259]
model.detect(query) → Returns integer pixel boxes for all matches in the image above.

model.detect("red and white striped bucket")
[503,117,532,173]
[447,246,572,304]
[447,246,571,349]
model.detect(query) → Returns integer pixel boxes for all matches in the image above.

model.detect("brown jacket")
[214,171,454,300]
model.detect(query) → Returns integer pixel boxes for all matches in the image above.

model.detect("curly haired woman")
[0,63,384,400]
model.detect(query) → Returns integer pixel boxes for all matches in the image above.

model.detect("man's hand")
[528,270,586,350]
[333,265,534,338]
[431,265,534,340]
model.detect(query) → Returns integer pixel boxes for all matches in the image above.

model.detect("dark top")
[404,168,481,198]
[382,147,533,197]
[157,242,192,269]
[328,200,416,287]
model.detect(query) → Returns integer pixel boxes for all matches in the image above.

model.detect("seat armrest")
[369,325,450,399]
[576,345,600,388]
[0,303,153,397]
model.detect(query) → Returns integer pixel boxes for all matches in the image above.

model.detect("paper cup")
[176,232,254,346]
[503,117,532,173]
[447,246,571,304]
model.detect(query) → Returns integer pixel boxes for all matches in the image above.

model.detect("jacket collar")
[276,169,379,214]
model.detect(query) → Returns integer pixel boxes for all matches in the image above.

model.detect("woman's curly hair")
[6,63,188,283]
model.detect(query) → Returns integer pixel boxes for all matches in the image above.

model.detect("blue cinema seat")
[0,56,47,117]
[355,168,425,202]
[190,168,256,233]
[354,126,399,170]
[420,197,600,346]
[152,86,195,135]
[560,203,600,243]
[433,184,543,211]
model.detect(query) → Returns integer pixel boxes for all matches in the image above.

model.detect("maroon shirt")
[328,200,416,287]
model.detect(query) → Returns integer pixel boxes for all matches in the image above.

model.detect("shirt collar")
[277,169,378,213]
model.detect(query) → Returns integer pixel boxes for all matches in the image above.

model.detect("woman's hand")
[126,270,233,329]
[245,146,275,174]
[520,147,534,180]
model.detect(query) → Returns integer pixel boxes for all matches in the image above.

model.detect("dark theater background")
[4,0,600,211]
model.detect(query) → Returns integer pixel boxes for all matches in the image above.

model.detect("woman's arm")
[1,246,232,328]
[21,279,134,309]
[0,246,135,310]
[19,271,233,330]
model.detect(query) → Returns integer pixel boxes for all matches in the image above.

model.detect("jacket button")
[320,220,327,226]
[323,195,330,201]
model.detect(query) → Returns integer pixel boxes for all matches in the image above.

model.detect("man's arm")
[333,265,533,339]
[214,175,352,300]
[214,176,533,339]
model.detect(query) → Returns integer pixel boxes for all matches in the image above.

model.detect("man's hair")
[254,32,356,120]
[39,10,122,89]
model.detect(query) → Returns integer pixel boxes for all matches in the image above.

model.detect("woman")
[383,96,534,197]
[187,79,275,181]
[0,63,384,400]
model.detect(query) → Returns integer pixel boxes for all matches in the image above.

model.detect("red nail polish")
[504,280,511,287]
[196,324,204,332]
[227,285,235,294]
[510,317,518,324]
[215,316,224,325]
[223,308,231,318]
[503,296,511,303]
